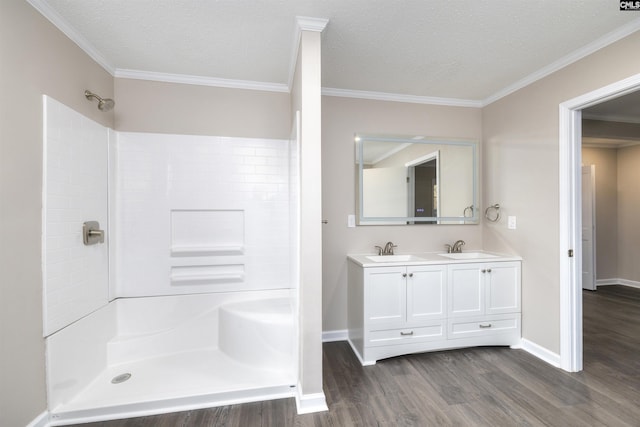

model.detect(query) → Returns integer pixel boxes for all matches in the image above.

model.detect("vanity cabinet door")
[448,263,484,317]
[448,261,521,318]
[407,265,447,324]
[364,266,406,329]
[485,262,521,315]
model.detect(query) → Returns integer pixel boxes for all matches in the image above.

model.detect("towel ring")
[485,204,501,222]
[463,205,474,218]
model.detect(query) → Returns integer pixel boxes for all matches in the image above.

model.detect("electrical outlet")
[347,214,356,228]
[508,216,517,230]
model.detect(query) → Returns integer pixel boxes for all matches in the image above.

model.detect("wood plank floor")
[71,285,640,426]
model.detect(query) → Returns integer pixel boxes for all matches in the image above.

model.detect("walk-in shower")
[42,96,300,425]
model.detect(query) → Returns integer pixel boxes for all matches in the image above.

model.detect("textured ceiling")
[37,0,640,103]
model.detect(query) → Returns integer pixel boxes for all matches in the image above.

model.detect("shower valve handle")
[83,221,104,245]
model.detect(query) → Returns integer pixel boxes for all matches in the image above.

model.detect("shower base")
[49,346,295,425]
[46,290,297,426]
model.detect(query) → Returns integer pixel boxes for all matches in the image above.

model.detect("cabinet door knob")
[409,273,413,277]
[481,269,486,273]
[487,268,492,273]
[402,273,407,278]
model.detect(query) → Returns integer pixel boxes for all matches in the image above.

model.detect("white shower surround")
[42,96,110,336]
[113,132,294,297]
[43,98,301,424]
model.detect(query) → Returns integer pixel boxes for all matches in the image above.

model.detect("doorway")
[559,73,640,372]
[406,150,440,224]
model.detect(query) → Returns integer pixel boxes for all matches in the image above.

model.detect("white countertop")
[347,250,522,267]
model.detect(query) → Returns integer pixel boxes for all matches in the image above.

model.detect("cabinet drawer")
[447,314,520,339]
[367,323,445,347]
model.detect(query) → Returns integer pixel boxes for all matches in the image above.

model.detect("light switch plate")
[347,214,356,228]
[507,216,517,230]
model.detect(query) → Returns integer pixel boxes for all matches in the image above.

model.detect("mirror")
[356,134,478,225]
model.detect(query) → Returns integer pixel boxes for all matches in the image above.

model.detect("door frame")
[406,150,440,221]
[559,73,640,372]
[581,165,597,291]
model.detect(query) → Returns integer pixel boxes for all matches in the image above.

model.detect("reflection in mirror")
[356,135,478,225]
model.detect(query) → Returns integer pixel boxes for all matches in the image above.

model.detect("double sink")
[365,252,499,263]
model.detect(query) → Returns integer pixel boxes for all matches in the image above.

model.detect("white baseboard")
[322,329,347,342]
[26,411,50,427]
[596,278,621,286]
[597,278,640,289]
[520,338,561,368]
[346,338,375,366]
[295,383,328,414]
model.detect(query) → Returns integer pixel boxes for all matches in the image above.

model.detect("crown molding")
[287,17,330,92]
[26,1,640,107]
[26,0,115,75]
[297,16,330,33]
[322,87,483,108]
[483,17,640,106]
[287,16,329,90]
[114,69,289,93]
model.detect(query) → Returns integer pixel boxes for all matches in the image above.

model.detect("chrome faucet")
[375,241,397,255]
[451,240,466,253]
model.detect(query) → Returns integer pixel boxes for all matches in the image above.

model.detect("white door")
[581,165,597,291]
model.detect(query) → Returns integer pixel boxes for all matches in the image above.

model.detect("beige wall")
[321,97,483,332]
[617,144,640,282]
[0,1,113,425]
[115,78,290,138]
[482,31,640,353]
[582,147,618,280]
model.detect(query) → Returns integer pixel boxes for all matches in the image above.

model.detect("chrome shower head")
[84,90,115,112]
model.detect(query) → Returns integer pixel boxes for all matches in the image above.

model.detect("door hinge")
[568,249,574,257]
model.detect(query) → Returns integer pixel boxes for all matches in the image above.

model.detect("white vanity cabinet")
[447,261,521,340]
[348,262,447,365]
[347,254,521,366]
[448,261,521,317]
[364,266,447,334]
[365,264,446,332]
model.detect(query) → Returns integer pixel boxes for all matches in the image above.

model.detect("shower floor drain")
[111,373,132,384]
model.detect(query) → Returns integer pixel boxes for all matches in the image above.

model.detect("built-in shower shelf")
[170,273,245,285]
[170,245,244,257]
[170,263,245,286]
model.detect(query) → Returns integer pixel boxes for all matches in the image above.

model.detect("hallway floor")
[71,285,640,426]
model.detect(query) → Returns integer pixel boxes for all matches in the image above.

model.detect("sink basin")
[438,252,499,260]
[366,255,426,263]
